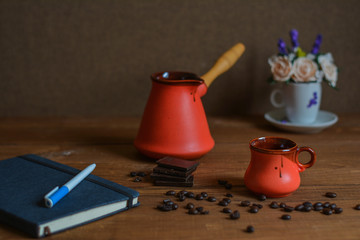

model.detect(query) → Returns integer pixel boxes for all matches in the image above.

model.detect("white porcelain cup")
[270,82,322,124]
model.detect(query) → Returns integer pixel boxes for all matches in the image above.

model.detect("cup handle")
[270,89,285,108]
[295,147,316,172]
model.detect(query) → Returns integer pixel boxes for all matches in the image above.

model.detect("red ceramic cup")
[244,136,316,197]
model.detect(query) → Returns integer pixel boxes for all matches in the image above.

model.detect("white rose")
[268,55,293,82]
[318,53,338,87]
[292,57,318,82]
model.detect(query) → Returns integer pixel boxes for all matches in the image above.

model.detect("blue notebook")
[0,154,140,238]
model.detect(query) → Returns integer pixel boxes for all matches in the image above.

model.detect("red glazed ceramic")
[244,137,316,197]
[134,43,245,159]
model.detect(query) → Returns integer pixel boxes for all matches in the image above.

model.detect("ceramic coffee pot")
[134,43,245,159]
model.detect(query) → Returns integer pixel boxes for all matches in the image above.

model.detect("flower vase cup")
[270,82,322,124]
[244,137,316,198]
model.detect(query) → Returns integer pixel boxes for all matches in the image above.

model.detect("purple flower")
[277,38,287,55]
[311,34,322,55]
[289,29,299,49]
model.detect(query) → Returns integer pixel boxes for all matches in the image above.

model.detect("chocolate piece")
[154,178,194,187]
[153,166,196,177]
[150,173,193,182]
[156,156,199,172]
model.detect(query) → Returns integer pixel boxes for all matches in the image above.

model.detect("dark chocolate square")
[156,156,199,172]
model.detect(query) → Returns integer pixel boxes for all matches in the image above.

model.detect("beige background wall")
[0,0,359,117]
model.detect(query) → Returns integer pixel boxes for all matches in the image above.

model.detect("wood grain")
[0,115,359,240]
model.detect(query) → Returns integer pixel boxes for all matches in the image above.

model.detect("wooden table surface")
[0,114,360,240]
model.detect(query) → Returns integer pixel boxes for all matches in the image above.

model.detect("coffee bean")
[166,190,176,196]
[314,206,323,211]
[322,208,333,215]
[219,200,228,206]
[195,194,204,200]
[226,193,233,198]
[130,171,137,177]
[188,208,199,215]
[230,210,240,219]
[330,203,337,209]
[323,202,330,208]
[223,208,232,213]
[281,214,291,220]
[186,203,195,209]
[201,210,209,215]
[354,204,360,210]
[240,200,251,207]
[207,196,217,202]
[185,192,195,198]
[218,180,228,185]
[172,204,178,210]
[269,201,279,209]
[157,204,173,211]
[279,202,286,208]
[196,207,204,212]
[201,192,208,198]
[314,202,323,208]
[303,202,313,208]
[258,194,266,201]
[334,207,343,214]
[295,204,304,211]
[253,203,263,209]
[137,172,146,177]
[133,177,142,182]
[223,198,231,204]
[225,183,233,189]
[325,192,337,198]
[178,190,188,196]
[163,199,172,204]
[284,206,294,212]
[246,225,255,233]
[249,206,259,213]
[178,195,186,202]
[303,206,312,212]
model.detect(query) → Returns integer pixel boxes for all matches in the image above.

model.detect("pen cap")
[46,186,69,208]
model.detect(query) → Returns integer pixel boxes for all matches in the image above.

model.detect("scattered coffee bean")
[240,200,251,207]
[249,206,259,213]
[284,206,294,212]
[270,201,279,209]
[325,192,337,198]
[314,202,323,208]
[185,192,195,198]
[219,200,228,206]
[253,203,263,209]
[281,214,291,220]
[157,204,173,211]
[133,177,142,182]
[314,206,323,211]
[218,180,228,185]
[223,198,231,204]
[137,172,146,177]
[186,203,195,209]
[225,193,233,198]
[196,207,204,212]
[303,206,312,212]
[172,204,179,210]
[195,194,204,200]
[130,171,137,177]
[166,190,176,196]
[322,208,333,215]
[225,183,233,189]
[188,208,199,215]
[330,203,337,209]
[334,207,343,214]
[201,210,210,215]
[258,194,266,201]
[178,190,188,196]
[303,202,313,208]
[163,199,172,204]
[354,204,360,210]
[323,202,330,208]
[279,202,286,208]
[178,195,186,202]
[246,225,255,233]
[295,204,304,211]
[230,210,240,219]
[207,196,217,202]
[201,192,208,198]
[223,208,232,213]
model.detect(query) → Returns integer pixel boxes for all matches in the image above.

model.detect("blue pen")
[44,163,96,208]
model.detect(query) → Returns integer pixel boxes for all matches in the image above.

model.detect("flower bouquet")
[268,29,338,89]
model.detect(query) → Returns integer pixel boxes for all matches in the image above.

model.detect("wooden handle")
[201,43,245,87]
